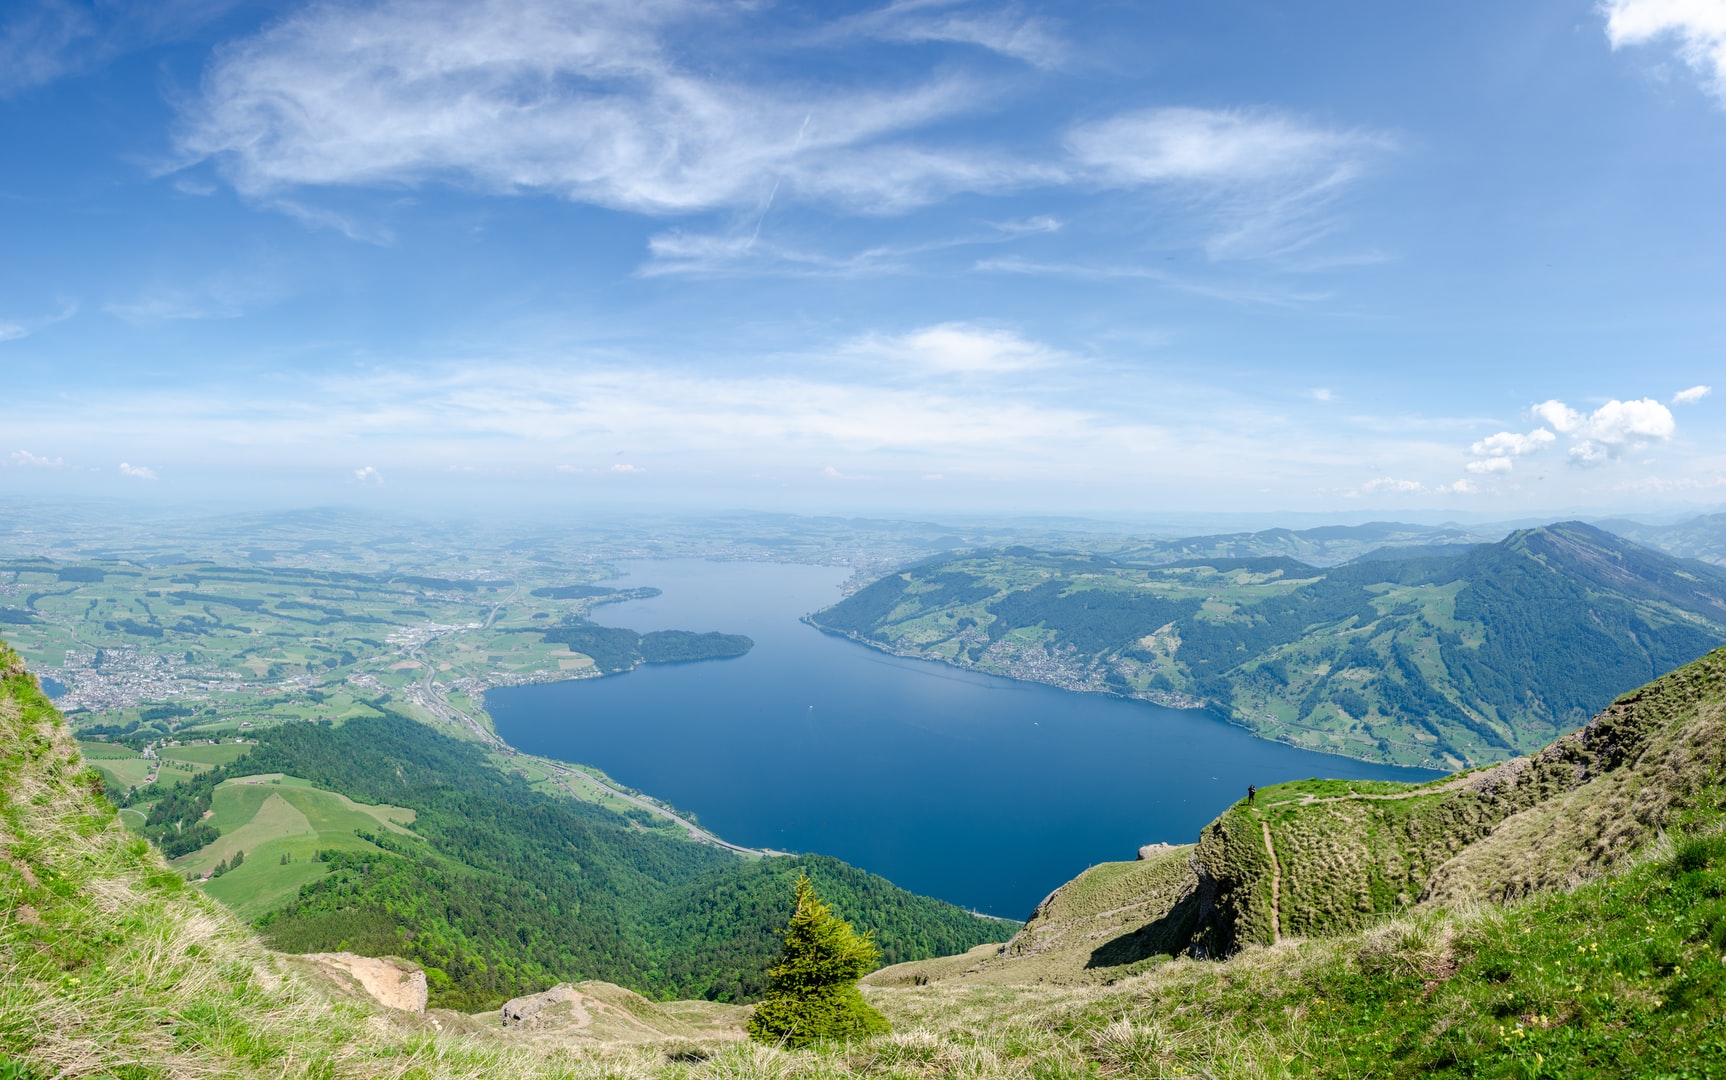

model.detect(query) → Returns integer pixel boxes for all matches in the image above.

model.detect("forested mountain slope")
[813,522,1726,767]
[118,707,1010,1010]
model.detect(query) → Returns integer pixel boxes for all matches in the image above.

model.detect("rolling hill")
[811,521,1726,768]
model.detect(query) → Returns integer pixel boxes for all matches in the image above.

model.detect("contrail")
[746,113,813,251]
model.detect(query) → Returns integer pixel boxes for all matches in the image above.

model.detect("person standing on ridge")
[1247,785,1257,806]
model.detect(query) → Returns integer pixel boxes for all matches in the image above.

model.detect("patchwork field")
[175,774,417,918]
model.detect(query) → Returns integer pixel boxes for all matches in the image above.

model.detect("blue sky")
[1,0,1724,517]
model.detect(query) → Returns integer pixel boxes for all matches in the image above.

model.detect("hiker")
[1247,784,1256,806]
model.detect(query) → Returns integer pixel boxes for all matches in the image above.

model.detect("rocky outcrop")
[500,985,592,1032]
[304,953,427,1013]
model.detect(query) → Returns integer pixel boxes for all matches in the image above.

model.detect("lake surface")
[488,560,1438,917]
[39,676,65,699]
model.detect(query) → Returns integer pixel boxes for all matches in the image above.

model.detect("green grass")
[159,743,254,768]
[173,774,417,918]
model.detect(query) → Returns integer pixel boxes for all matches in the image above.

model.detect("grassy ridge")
[813,522,1726,768]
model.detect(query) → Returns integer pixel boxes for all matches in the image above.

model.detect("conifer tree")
[747,873,890,1047]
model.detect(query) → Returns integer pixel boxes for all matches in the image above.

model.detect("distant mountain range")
[811,522,1726,769]
[1591,512,1726,566]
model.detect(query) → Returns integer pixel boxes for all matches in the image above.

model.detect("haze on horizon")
[2,0,1724,518]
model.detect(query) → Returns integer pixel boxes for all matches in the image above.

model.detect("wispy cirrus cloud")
[171,1,1387,274]
[830,0,1066,68]
[0,0,239,96]
[1065,107,1393,259]
[176,0,1031,218]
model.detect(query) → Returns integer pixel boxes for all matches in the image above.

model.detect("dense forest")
[129,711,1008,1010]
[541,619,753,673]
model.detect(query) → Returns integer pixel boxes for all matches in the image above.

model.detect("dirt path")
[1259,817,1283,944]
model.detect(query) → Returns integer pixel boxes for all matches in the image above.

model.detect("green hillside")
[812,521,1726,768]
[116,706,1010,1011]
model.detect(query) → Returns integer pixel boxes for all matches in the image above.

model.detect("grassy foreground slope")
[12,639,1726,1077]
[813,521,1726,769]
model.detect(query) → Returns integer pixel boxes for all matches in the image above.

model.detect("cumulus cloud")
[1604,0,1726,103]
[353,465,383,484]
[1534,397,1676,465]
[9,449,64,467]
[1361,476,1424,494]
[1470,428,1557,459]
[118,462,158,480]
[1673,384,1712,405]
[1465,396,1678,473]
[1436,478,1478,495]
[1464,426,1555,474]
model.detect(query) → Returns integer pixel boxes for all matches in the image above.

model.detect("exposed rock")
[500,984,592,1032]
[1137,842,1175,861]
[304,953,427,1013]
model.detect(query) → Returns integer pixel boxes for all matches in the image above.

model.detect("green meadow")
[174,774,416,918]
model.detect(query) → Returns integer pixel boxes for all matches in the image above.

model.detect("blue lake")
[487,560,1439,918]
[39,676,66,699]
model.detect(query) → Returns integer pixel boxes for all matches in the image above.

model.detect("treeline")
[139,710,1006,1009]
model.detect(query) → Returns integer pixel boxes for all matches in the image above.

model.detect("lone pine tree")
[746,873,890,1047]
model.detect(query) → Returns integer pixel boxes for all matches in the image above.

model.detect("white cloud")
[1539,397,1676,465]
[836,0,1066,67]
[9,449,64,467]
[1604,0,1726,103]
[118,462,158,480]
[353,465,383,484]
[1468,397,1679,473]
[822,465,847,479]
[0,323,27,342]
[1470,428,1557,458]
[1361,476,1424,494]
[1673,384,1712,405]
[1308,388,1334,402]
[175,0,1038,219]
[610,463,646,473]
[850,322,1064,374]
[988,215,1062,235]
[1064,107,1390,258]
[1436,478,1478,494]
